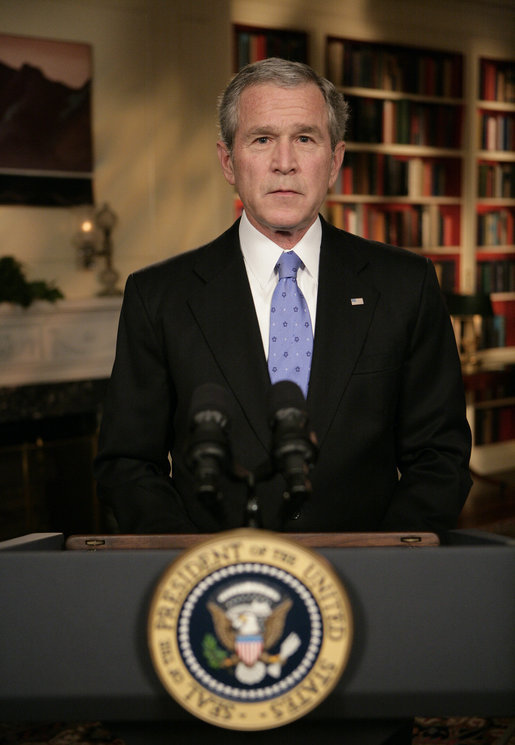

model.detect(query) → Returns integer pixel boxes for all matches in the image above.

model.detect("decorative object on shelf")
[446,293,494,371]
[0,256,63,307]
[74,202,122,296]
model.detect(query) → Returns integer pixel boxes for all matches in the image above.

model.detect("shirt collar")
[239,210,321,289]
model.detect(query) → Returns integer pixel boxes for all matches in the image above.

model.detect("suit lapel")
[308,221,379,446]
[187,225,271,449]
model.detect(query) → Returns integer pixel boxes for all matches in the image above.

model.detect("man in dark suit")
[94,58,471,537]
[94,58,471,745]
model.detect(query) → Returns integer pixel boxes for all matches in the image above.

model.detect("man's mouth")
[269,189,299,195]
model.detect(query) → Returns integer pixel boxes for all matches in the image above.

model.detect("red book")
[256,34,267,61]
[343,164,352,194]
[482,61,497,101]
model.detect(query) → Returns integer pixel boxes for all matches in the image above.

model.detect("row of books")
[479,59,515,103]
[332,154,461,198]
[326,39,462,98]
[477,163,515,199]
[346,96,463,149]
[477,260,515,293]
[477,208,515,246]
[478,112,515,152]
[328,202,460,252]
[235,29,307,69]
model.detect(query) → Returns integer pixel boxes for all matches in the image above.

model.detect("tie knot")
[276,251,303,280]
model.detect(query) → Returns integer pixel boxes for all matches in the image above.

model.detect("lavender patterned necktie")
[268,251,313,398]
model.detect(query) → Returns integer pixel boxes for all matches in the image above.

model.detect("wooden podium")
[0,530,514,730]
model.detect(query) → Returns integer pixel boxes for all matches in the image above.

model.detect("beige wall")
[0,0,233,298]
[1,0,514,300]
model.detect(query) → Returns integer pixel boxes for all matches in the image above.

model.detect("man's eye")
[299,135,312,143]
[255,136,269,144]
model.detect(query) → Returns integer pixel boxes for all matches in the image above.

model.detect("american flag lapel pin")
[351,297,364,306]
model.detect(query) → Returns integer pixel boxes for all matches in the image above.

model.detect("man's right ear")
[217,141,236,186]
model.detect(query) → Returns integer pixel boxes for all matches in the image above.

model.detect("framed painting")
[0,33,93,206]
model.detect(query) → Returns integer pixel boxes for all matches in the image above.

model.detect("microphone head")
[189,382,233,428]
[267,381,307,422]
[267,382,315,509]
[185,383,234,503]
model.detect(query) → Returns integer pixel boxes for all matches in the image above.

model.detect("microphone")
[185,383,233,503]
[268,381,317,516]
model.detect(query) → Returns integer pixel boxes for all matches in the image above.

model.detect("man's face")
[217,82,345,248]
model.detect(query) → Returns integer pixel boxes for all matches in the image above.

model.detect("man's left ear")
[329,142,345,187]
[217,141,236,186]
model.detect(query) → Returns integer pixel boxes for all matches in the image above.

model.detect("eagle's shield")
[235,635,264,666]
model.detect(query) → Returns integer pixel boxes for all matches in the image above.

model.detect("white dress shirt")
[239,211,321,358]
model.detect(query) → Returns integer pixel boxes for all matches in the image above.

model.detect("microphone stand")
[240,460,311,530]
[203,458,311,530]
[243,472,262,529]
[190,445,313,531]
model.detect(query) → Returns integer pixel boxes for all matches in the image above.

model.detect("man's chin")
[245,207,316,243]
[262,209,311,233]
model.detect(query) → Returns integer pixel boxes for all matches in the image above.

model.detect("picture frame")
[0,33,93,206]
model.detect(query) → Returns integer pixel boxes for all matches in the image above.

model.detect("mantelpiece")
[0,297,122,539]
[0,297,122,387]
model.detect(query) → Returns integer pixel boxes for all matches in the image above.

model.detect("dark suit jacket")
[94,217,472,534]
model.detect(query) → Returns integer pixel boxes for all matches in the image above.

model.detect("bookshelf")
[473,56,515,349]
[470,56,515,474]
[325,37,465,294]
[467,53,515,470]
[323,37,514,471]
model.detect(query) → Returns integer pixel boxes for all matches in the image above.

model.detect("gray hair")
[217,57,349,153]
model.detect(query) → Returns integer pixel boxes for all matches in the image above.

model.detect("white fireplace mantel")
[0,297,123,388]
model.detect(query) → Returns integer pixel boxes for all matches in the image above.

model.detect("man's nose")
[272,140,297,173]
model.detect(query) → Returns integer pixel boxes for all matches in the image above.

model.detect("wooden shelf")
[328,194,462,205]
[477,100,515,112]
[346,142,464,157]
[339,85,464,106]
[477,151,515,162]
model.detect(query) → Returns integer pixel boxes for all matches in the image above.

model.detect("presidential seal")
[148,529,353,731]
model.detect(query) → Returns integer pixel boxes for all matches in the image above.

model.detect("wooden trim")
[65,532,440,551]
